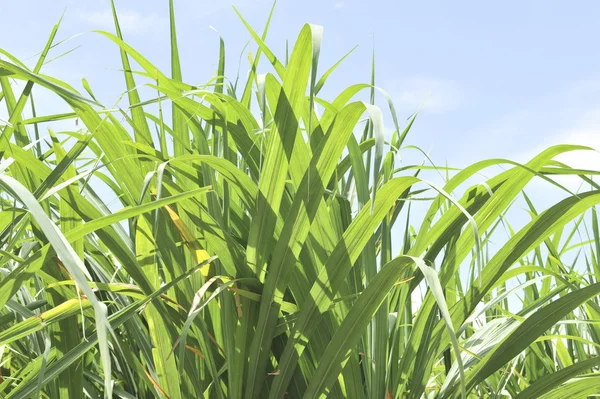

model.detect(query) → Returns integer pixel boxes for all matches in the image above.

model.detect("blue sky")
[2,0,599,166]
[1,0,599,208]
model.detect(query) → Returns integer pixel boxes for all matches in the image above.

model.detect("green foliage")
[1,3,600,398]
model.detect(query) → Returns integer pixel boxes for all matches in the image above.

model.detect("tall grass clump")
[1,2,600,398]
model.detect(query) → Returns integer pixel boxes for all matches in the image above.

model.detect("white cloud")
[468,79,600,172]
[334,1,345,8]
[517,110,600,193]
[519,108,600,167]
[387,77,462,114]
[550,131,600,171]
[78,9,165,36]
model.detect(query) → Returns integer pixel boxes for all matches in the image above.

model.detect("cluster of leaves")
[1,2,600,398]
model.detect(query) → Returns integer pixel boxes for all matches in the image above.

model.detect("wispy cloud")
[334,1,345,9]
[78,8,166,36]
[553,130,600,171]
[386,77,463,114]
[524,119,600,166]
[513,83,600,166]
[466,78,600,165]
[517,108,600,192]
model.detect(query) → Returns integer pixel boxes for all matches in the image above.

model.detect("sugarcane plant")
[1,1,600,398]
